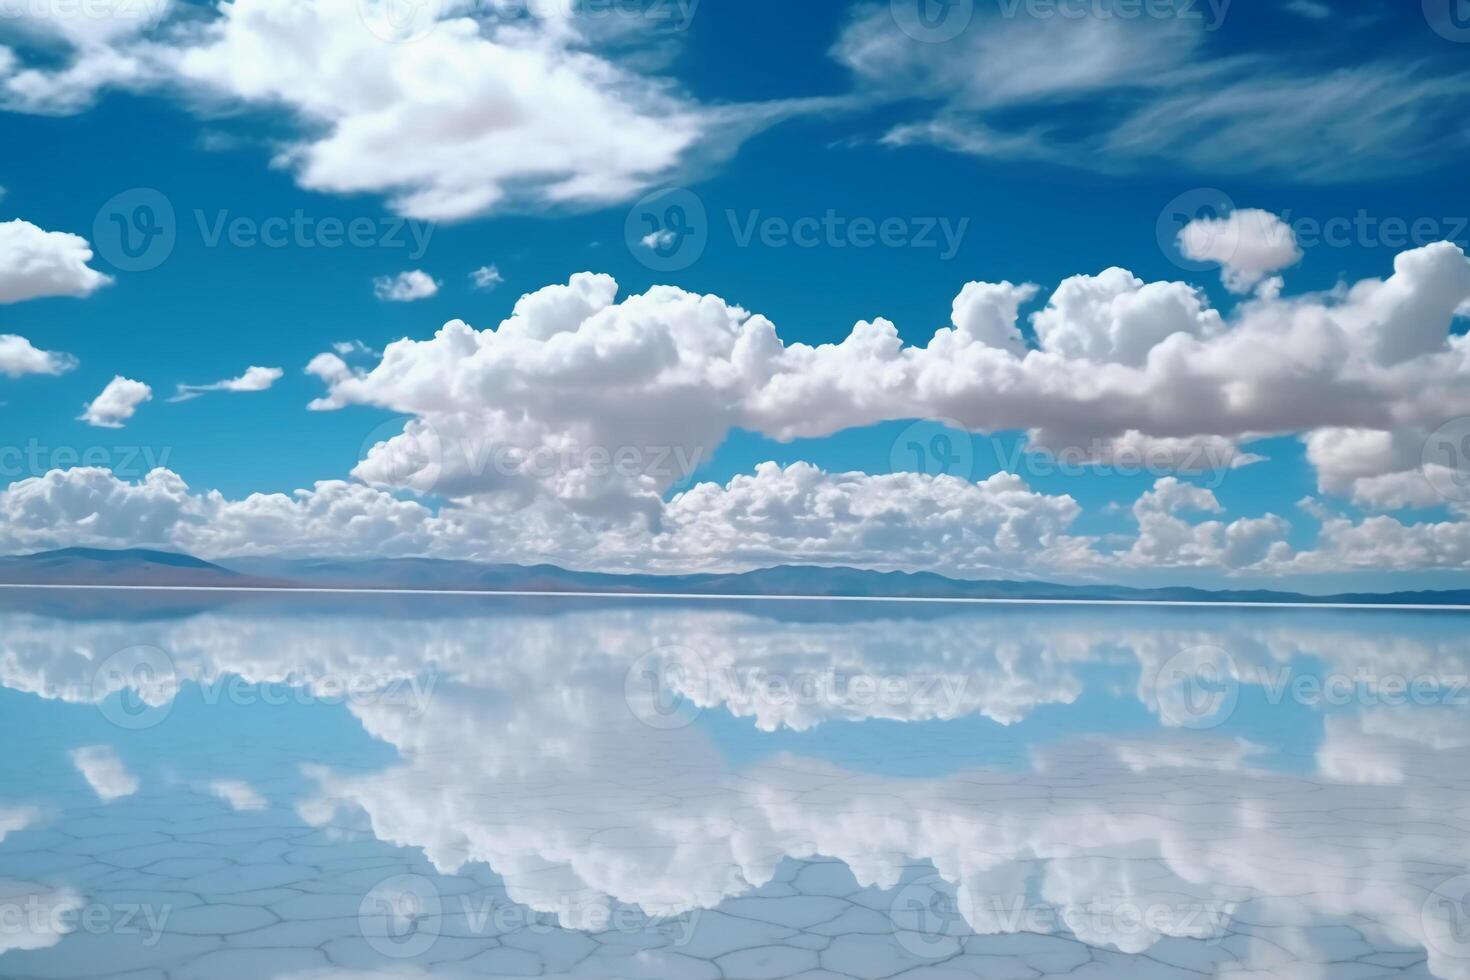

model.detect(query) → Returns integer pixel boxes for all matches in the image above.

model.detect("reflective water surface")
[2,593,1470,979]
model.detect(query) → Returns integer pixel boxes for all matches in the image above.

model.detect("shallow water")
[2,593,1469,979]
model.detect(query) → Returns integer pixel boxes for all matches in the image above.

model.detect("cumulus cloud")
[170,365,282,402]
[1028,267,1223,365]
[649,463,1098,576]
[78,375,151,428]
[305,239,1470,523]
[0,335,76,378]
[0,468,199,550]
[1124,477,1290,571]
[949,280,1037,356]
[69,745,139,801]
[0,219,111,304]
[8,457,1469,578]
[1177,208,1303,294]
[0,463,1099,576]
[0,0,757,221]
[1279,513,1470,574]
[0,466,439,559]
[373,270,439,303]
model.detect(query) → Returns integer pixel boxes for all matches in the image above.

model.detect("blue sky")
[2,0,1470,590]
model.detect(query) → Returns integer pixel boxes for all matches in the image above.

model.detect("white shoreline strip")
[0,583,1466,611]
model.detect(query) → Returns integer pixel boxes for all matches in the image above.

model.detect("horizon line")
[0,583,1467,611]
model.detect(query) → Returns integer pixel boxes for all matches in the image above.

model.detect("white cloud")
[69,744,138,801]
[306,240,1470,522]
[208,779,267,811]
[0,219,111,304]
[640,229,676,250]
[950,280,1037,356]
[0,466,439,559]
[0,463,1099,577]
[1124,477,1290,570]
[1028,267,1222,365]
[170,365,283,402]
[1177,208,1303,294]
[648,463,1098,576]
[0,467,199,550]
[470,264,503,291]
[0,334,76,378]
[1,0,740,221]
[0,0,167,115]
[78,376,151,428]
[1280,513,1470,574]
[373,270,439,303]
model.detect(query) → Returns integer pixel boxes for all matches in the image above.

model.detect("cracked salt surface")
[1,596,1469,978]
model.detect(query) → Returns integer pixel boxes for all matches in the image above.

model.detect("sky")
[1,0,1470,591]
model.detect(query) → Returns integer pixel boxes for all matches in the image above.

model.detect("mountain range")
[0,548,1467,605]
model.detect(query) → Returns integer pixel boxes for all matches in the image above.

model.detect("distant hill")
[0,548,278,588]
[220,555,1470,606]
[0,549,1466,605]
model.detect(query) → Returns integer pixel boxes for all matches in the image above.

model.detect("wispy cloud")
[170,365,283,403]
[1283,0,1331,18]
[470,265,504,291]
[837,2,1470,181]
